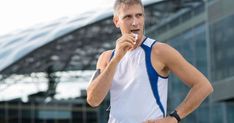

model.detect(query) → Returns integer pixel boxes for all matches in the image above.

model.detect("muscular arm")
[152,43,213,122]
[86,50,118,107]
[87,34,136,107]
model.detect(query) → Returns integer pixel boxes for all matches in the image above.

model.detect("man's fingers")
[117,38,135,50]
[118,36,135,44]
[118,38,134,44]
[119,34,136,43]
[121,41,134,51]
[127,34,136,43]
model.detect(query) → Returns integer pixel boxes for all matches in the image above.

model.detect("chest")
[112,48,148,86]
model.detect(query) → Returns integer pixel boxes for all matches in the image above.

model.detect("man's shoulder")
[151,41,182,65]
[96,50,114,69]
[152,41,172,55]
[98,50,114,62]
[102,50,113,57]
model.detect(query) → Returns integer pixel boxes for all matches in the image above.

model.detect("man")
[86,0,213,123]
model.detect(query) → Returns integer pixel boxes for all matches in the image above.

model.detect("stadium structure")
[0,0,234,123]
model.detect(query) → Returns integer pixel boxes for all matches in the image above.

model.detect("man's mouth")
[131,29,140,34]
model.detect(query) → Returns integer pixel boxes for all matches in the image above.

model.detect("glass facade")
[0,100,109,123]
[167,23,208,75]
[210,13,234,82]
[166,23,211,123]
[158,0,234,122]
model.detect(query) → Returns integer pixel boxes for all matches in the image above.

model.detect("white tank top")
[108,37,168,123]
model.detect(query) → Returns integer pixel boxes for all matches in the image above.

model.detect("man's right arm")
[86,50,118,107]
[87,34,136,107]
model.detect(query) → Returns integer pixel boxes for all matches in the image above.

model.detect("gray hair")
[113,0,144,16]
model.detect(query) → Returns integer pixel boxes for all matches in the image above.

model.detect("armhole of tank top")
[109,50,115,61]
[142,39,166,117]
[150,41,169,79]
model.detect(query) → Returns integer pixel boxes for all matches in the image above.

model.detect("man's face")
[113,3,145,41]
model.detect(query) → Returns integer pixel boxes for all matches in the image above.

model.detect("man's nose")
[132,17,138,26]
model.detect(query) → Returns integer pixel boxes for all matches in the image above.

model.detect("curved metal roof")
[0,0,163,72]
[0,0,203,74]
[0,8,110,72]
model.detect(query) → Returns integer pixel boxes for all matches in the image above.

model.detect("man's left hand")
[144,116,178,123]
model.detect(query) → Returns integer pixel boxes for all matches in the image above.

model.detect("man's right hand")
[114,33,136,62]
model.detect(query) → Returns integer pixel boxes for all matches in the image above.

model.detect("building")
[148,0,234,122]
[0,0,234,123]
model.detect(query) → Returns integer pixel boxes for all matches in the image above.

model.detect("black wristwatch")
[169,110,181,122]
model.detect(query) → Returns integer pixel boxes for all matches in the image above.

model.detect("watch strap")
[169,110,181,122]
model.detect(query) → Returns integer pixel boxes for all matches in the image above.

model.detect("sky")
[0,0,115,36]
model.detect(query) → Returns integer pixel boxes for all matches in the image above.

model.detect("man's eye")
[126,15,131,18]
[136,14,143,17]
[124,15,131,19]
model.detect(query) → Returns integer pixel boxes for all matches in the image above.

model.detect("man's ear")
[113,16,120,28]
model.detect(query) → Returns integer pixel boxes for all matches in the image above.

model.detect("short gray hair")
[113,0,144,16]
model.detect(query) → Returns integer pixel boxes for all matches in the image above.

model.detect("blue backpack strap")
[141,38,166,117]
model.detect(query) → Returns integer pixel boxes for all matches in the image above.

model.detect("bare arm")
[158,43,213,119]
[145,43,213,123]
[86,50,118,107]
[86,34,136,107]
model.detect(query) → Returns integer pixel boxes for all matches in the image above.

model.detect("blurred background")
[0,0,234,123]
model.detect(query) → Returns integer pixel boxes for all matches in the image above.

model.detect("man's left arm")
[146,43,213,123]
